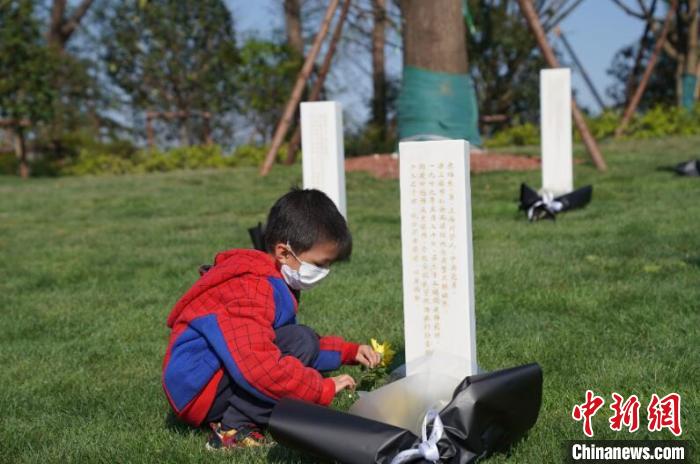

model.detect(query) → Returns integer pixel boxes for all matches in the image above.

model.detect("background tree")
[0,0,57,178]
[284,0,305,56]
[46,0,95,50]
[370,0,388,134]
[401,0,468,76]
[607,41,678,109]
[397,0,481,144]
[665,0,698,107]
[102,0,239,147]
[29,0,105,161]
[236,39,303,142]
[466,0,548,130]
[612,0,699,108]
[300,0,401,133]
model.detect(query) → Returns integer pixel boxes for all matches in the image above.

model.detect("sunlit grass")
[1,136,698,462]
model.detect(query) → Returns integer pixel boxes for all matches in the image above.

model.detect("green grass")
[1,136,698,463]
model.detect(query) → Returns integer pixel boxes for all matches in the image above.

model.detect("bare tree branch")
[610,0,646,19]
[636,0,651,17]
[544,0,586,32]
[648,18,680,58]
[61,0,95,38]
[612,0,683,61]
[47,0,67,45]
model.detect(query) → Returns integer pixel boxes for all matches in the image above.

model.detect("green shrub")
[484,122,539,148]
[345,124,397,156]
[61,143,297,176]
[231,143,289,167]
[0,151,17,175]
[625,105,700,138]
[63,149,137,176]
[134,145,235,172]
[39,130,137,161]
[63,145,231,176]
[485,104,700,148]
[583,109,620,140]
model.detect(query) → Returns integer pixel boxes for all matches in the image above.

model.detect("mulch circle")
[345,152,541,179]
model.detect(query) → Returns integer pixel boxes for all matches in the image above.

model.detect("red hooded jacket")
[162,249,359,426]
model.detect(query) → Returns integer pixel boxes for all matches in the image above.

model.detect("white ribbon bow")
[527,191,564,221]
[390,409,444,464]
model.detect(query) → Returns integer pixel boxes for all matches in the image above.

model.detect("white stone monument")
[348,140,476,432]
[398,139,477,378]
[300,101,347,218]
[540,68,573,196]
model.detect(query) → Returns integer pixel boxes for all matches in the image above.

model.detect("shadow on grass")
[266,444,331,464]
[164,410,205,437]
[684,256,700,268]
[164,409,323,462]
[263,430,535,463]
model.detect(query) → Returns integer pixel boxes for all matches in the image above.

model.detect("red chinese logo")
[647,393,682,436]
[572,391,682,437]
[609,392,640,433]
[572,390,605,437]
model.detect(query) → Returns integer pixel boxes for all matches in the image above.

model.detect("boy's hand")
[331,374,356,393]
[355,345,381,368]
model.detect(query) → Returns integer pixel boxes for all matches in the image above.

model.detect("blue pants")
[204,324,321,430]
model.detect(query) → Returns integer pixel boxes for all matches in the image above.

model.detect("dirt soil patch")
[345,152,541,179]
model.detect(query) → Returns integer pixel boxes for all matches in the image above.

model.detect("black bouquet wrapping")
[269,363,543,464]
[673,159,700,177]
[519,183,592,221]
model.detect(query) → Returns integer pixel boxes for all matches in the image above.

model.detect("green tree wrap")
[681,74,697,110]
[397,66,482,147]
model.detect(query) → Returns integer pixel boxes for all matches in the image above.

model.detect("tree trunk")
[47,0,68,48]
[371,0,388,131]
[203,114,213,145]
[47,0,95,50]
[682,0,698,106]
[14,127,29,179]
[675,58,685,107]
[146,113,155,148]
[284,0,304,55]
[401,0,468,73]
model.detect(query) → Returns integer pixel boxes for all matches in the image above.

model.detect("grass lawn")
[1,136,698,463]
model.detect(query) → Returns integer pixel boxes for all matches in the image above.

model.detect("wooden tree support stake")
[615,0,676,138]
[260,0,341,176]
[285,0,352,165]
[517,0,607,171]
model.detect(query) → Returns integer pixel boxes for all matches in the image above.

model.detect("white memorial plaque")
[540,68,573,196]
[399,140,477,378]
[301,101,347,218]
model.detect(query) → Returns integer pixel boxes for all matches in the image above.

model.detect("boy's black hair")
[264,188,352,261]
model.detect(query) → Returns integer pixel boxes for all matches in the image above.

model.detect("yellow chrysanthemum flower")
[370,338,395,368]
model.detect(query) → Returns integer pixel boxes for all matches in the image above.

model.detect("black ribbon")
[674,160,700,177]
[519,183,592,221]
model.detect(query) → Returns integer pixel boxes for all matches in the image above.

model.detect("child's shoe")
[205,422,267,450]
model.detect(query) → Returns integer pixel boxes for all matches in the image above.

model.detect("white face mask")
[280,243,330,290]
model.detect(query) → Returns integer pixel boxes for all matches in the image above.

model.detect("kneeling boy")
[162,188,380,450]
